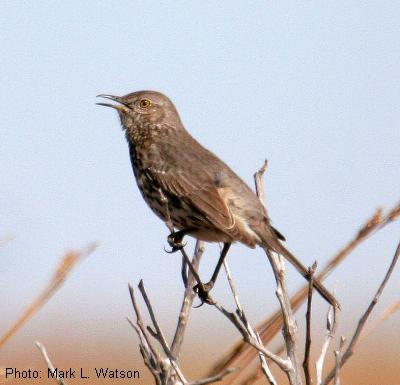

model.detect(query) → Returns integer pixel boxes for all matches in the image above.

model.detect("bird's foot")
[193,281,215,306]
[165,232,186,253]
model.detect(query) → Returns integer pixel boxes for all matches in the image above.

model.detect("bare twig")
[0,243,97,348]
[138,279,170,354]
[128,285,162,378]
[322,239,400,385]
[214,300,291,372]
[254,160,301,385]
[138,280,188,384]
[256,332,278,385]
[179,246,203,289]
[189,368,236,385]
[333,337,346,385]
[127,316,162,381]
[303,263,317,385]
[361,300,400,340]
[315,306,337,385]
[171,241,205,359]
[254,159,268,206]
[266,250,302,385]
[224,260,277,385]
[36,342,68,385]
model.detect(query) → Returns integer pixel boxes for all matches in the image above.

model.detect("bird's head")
[96,90,182,142]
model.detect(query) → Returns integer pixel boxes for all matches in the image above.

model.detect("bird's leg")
[165,229,209,301]
[194,242,231,305]
[165,229,188,253]
[165,228,203,286]
[166,232,232,306]
[165,229,201,287]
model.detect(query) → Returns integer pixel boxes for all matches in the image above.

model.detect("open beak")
[96,94,130,112]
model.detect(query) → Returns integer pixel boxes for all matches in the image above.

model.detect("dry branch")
[128,241,234,385]
[315,305,337,385]
[224,260,277,385]
[255,162,301,385]
[171,241,204,358]
[333,337,346,385]
[212,297,291,373]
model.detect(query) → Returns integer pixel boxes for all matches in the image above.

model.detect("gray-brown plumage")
[97,90,339,308]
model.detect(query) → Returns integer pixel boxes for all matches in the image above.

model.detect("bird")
[96,90,339,308]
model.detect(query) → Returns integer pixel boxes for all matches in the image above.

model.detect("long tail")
[262,240,340,309]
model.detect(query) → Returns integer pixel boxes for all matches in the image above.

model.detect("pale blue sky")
[1,0,399,374]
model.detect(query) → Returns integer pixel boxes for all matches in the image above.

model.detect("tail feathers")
[262,241,340,309]
[271,225,286,241]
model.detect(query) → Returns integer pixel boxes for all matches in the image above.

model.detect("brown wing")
[144,166,236,234]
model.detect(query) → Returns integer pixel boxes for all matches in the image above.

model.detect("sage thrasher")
[97,90,339,308]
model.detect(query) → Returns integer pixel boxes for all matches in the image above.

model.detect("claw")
[163,241,187,254]
[193,282,215,306]
[166,232,186,253]
[193,299,206,308]
[164,245,177,254]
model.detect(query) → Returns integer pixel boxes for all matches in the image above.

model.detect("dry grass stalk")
[0,243,97,348]
[36,342,69,385]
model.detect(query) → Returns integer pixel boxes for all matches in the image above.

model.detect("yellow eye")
[139,99,151,108]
